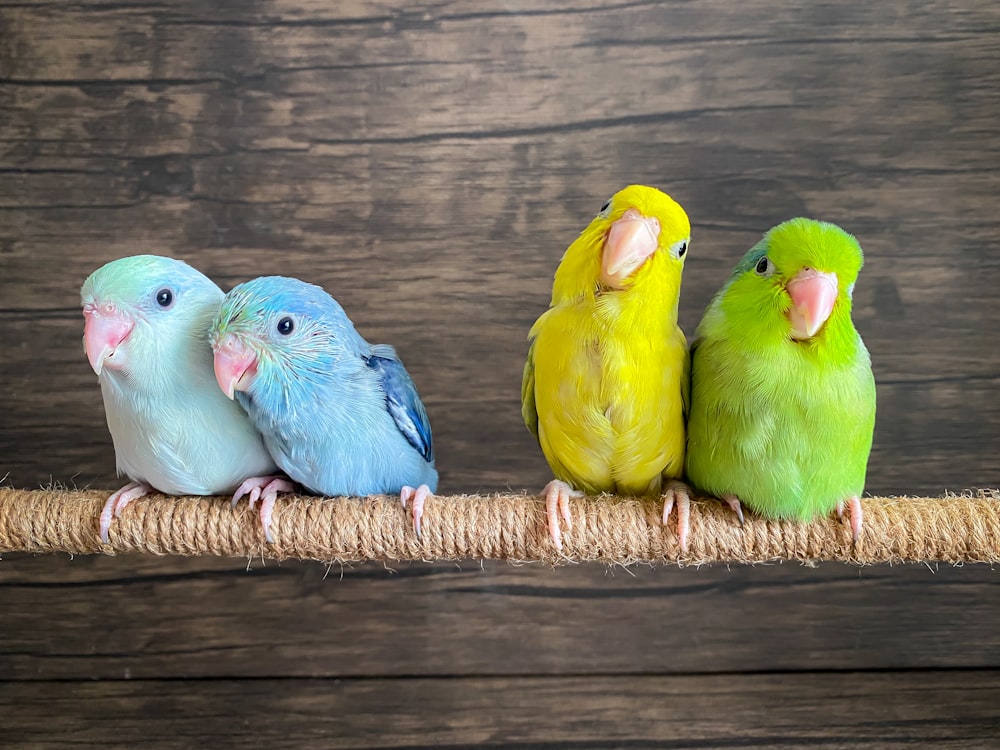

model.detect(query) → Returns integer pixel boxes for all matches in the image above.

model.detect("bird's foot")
[722,494,745,526]
[231,476,295,544]
[231,475,295,511]
[661,480,691,552]
[99,481,151,543]
[542,479,579,552]
[400,484,433,537]
[835,496,863,542]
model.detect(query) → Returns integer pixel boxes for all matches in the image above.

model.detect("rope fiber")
[0,488,997,565]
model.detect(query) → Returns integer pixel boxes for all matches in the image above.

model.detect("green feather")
[685,218,877,520]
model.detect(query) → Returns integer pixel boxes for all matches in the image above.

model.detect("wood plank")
[3,671,999,749]
[3,1,999,307]
[1,554,998,680]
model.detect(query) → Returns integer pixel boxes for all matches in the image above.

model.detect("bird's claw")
[98,481,151,543]
[661,480,691,551]
[723,494,745,526]
[248,486,262,510]
[400,484,433,537]
[542,480,578,552]
[836,496,863,542]
[231,476,295,543]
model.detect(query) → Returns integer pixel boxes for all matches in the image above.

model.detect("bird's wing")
[682,334,698,422]
[521,336,539,441]
[365,347,434,463]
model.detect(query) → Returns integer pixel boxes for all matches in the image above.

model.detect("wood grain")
[1,1,999,746]
[3,671,1000,750]
[1,553,997,680]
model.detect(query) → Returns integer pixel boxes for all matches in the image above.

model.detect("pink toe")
[247,486,262,511]
[559,493,572,529]
[268,478,295,495]
[259,494,277,544]
[662,496,675,526]
[849,496,863,541]
[98,499,116,544]
[412,496,425,538]
[401,485,432,537]
[99,482,148,543]
[723,494,745,526]
[545,495,563,551]
[676,496,691,552]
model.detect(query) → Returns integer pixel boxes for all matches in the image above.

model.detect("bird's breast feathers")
[101,371,272,495]
[530,301,687,491]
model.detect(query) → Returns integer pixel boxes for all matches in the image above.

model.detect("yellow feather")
[524,185,690,496]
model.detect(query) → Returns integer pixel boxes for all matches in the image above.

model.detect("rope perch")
[0,488,998,565]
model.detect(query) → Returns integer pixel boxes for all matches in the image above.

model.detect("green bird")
[683,218,876,539]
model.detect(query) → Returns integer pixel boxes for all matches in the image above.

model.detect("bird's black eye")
[677,241,688,258]
[599,199,612,215]
[155,288,173,308]
[755,256,772,275]
[276,316,295,335]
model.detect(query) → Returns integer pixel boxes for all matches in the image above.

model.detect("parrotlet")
[685,218,877,538]
[522,185,693,551]
[210,276,438,543]
[80,255,277,542]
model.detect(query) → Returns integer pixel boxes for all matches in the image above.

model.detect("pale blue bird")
[80,255,278,542]
[210,276,438,542]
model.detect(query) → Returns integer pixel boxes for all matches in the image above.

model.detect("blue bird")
[80,255,277,542]
[210,276,438,542]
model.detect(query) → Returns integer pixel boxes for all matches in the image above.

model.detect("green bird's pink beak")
[82,304,134,375]
[213,333,258,399]
[787,268,838,340]
[600,208,661,289]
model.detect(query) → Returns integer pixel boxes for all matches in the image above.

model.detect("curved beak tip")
[86,344,109,375]
[788,270,838,340]
[213,358,238,400]
[212,338,256,399]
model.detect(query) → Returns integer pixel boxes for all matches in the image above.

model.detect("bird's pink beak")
[213,333,258,399]
[787,268,838,340]
[600,208,661,289]
[82,304,134,375]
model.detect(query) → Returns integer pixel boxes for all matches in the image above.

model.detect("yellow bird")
[522,184,692,550]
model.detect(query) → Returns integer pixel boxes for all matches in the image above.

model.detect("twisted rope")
[0,488,997,565]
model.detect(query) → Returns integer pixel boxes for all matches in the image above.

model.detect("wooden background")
[2,1,999,747]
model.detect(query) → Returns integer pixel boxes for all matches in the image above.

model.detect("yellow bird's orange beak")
[213,333,258,399]
[82,304,134,375]
[787,268,838,340]
[600,208,661,289]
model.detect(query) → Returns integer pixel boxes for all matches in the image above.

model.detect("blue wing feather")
[365,346,434,463]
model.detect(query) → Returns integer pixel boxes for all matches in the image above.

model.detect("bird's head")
[80,255,223,379]
[210,276,360,401]
[552,184,691,302]
[721,218,864,344]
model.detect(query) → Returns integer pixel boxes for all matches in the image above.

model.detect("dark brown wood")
[1,553,998,680]
[4,671,1000,750]
[2,1,999,747]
